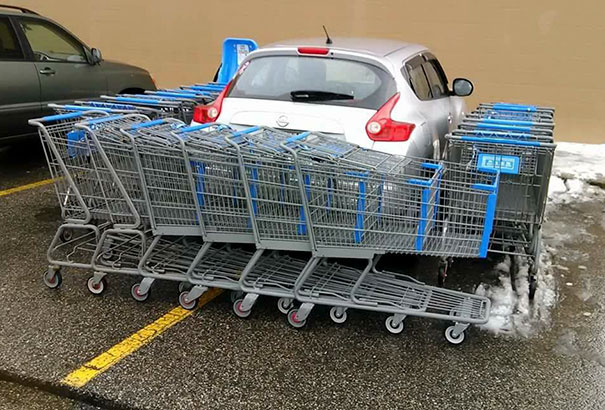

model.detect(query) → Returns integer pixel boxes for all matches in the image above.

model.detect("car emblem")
[276,115,289,127]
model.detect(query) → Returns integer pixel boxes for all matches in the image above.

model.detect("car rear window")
[228,55,397,110]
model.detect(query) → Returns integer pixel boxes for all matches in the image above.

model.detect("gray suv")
[0,5,156,142]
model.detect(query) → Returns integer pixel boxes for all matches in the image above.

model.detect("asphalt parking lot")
[0,141,604,410]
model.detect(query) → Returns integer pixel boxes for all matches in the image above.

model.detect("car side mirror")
[452,78,473,97]
[90,48,102,64]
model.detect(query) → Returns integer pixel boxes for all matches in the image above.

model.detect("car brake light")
[193,80,231,123]
[297,47,330,55]
[365,93,415,142]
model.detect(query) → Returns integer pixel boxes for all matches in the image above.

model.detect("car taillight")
[193,80,231,123]
[365,93,415,142]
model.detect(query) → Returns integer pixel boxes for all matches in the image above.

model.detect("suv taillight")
[365,93,415,141]
[193,80,231,123]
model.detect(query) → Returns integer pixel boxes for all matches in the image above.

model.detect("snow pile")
[476,142,604,337]
[475,251,556,337]
[548,142,605,204]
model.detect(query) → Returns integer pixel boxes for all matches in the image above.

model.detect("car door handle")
[39,67,56,75]
[447,113,453,124]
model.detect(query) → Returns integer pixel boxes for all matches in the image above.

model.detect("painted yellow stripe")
[62,288,223,388]
[0,178,55,197]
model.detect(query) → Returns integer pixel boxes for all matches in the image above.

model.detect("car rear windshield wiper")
[290,90,353,102]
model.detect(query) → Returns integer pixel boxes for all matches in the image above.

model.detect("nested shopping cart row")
[29,111,499,344]
[446,101,556,298]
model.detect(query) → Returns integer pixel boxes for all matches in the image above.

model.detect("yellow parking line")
[62,288,224,388]
[0,178,55,197]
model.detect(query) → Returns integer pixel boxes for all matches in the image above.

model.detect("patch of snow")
[548,142,605,204]
[548,176,567,196]
[476,251,556,337]
[475,142,604,338]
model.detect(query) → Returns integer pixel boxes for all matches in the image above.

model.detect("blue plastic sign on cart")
[217,38,259,84]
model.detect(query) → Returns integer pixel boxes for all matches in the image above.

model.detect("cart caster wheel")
[100,250,115,262]
[277,297,293,314]
[43,270,62,289]
[437,273,446,288]
[59,228,74,243]
[529,275,537,300]
[287,308,307,329]
[87,277,107,295]
[130,283,149,302]
[385,316,405,334]
[179,291,198,310]
[329,306,348,324]
[445,326,466,345]
[230,290,244,303]
[437,257,450,287]
[233,299,252,318]
[178,282,192,294]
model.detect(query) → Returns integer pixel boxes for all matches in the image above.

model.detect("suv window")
[0,17,24,60]
[18,19,86,63]
[423,60,447,99]
[404,56,431,101]
[228,56,397,110]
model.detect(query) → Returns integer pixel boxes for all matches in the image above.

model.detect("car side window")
[404,56,431,101]
[18,19,87,63]
[0,17,24,60]
[423,60,447,99]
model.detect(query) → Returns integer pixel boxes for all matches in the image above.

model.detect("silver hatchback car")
[193,37,474,159]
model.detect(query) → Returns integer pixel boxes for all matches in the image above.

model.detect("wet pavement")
[0,380,99,410]
[0,143,604,409]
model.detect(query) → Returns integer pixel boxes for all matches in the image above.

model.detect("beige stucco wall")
[13,0,605,142]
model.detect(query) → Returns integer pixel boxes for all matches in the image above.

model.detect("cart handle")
[492,103,536,112]
[458,135,552,147]
[285,131,311,143]
[153,91,211,98]
[232,126,260,137]
[54,104,113,113]
[84,114,126,125]
[478,118,539,127]
[175,123,223,133]
[40,111,86,122]
[77,101,138,110]
[130,119,167,130]
[110,97,162,105]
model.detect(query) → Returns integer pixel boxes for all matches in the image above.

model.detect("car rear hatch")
[219,51,397,147]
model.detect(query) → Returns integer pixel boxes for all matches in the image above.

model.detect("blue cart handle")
[112,97,161,105]
[41,111,86,122]
[492,103,537,112]
[130,119,167,130]
[84,114,126,125]
[58,105,113,113]
[285,131,311,143]
[232,126,261,137]
[480,118,538,127]
[458,135,548,147]
[176,123,218,133]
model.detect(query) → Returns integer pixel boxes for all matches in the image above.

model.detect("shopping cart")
[447,103,556,297]
[125,121,497,342]
[28,110,142,289]
[99,95,195,122]
[31,112,500,344]
[49,101,165,119]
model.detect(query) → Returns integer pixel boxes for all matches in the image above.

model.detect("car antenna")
[323,25,333,45]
